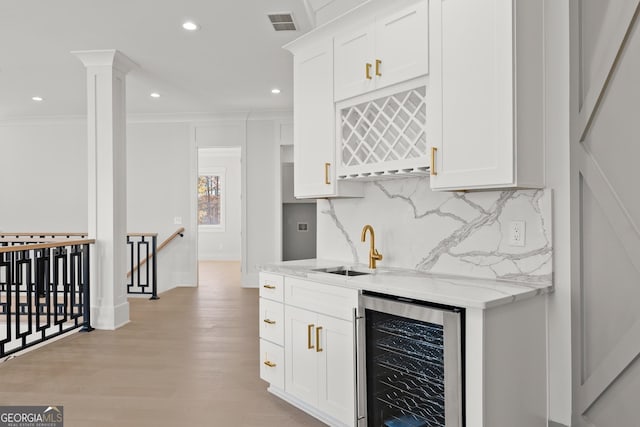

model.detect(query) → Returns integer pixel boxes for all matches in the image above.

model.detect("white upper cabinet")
[292,40,336,198]
[334,25,376,102]
[374,2,429,91]
[334,1,429,102]
[289,39,363,199]
[428,0,544,190]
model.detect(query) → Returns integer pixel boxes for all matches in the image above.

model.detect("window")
[198,172,225,229]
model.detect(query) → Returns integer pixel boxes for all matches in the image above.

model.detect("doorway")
[197,147,242,263]
[281,157,316,261]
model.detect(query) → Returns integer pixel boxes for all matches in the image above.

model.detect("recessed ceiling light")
[32,96,44,102]
[182,21,199,31]
[150,92,161,98]
[271,88,281,94]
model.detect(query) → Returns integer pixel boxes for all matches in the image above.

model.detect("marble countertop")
[260,259,554,309]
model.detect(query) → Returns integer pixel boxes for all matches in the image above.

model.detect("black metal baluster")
[127,235,134,293]
[150,235,159,300]
[80,243,94,332]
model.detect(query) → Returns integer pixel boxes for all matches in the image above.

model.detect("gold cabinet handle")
[375,59,382,76]
[430,147,438,176]
[263,284,276,290]
[263,319,276,325]
[263,360,277,368]
[366,63,372,80]
[307,324,315,349]
[324,163,331,185]
[316,326,323,353]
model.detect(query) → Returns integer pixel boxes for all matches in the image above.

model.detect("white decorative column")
[73,50,137,330]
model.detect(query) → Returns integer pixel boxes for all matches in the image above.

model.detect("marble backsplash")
[317,177,553,284]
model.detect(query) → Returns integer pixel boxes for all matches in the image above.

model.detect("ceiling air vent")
[268,13,297,31]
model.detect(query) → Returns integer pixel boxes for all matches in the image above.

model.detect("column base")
[91,300,130,330]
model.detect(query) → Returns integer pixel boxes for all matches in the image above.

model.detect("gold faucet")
[361,224,383,269]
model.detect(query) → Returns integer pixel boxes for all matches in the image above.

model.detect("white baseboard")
[175,283,197,288]
[198,254,241,261]
[267,386,348,427]
[549,422,569,427]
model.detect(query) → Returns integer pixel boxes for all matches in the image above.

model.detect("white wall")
[312,0,367,26]
[0,122,88,231]
[126,122,194,291]
[192,116,287,287]
[246,119,281,285]
[198,147,242,260]
[0,120,197,292]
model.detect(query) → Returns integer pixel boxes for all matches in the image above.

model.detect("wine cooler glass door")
[357,294,462,427]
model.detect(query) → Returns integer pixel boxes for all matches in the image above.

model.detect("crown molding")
[72,49,138,74]
[0,110,293,127]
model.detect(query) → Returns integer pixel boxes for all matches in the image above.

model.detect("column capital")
[71,49,138,74]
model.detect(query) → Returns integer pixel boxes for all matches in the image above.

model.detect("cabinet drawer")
[259,273,284,302]
[285,277,358,321]
[259,298,284,346]
[260,339,284,390]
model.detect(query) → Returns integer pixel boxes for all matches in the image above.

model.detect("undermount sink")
[313,266,372,277]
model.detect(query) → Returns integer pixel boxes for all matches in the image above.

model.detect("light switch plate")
[509,221,526,247]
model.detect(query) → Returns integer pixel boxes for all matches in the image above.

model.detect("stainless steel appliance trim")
[355,305,367,426]
[359,294,446,325]
[444,311,463,427]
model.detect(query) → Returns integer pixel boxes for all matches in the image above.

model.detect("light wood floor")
[0,261,326,427]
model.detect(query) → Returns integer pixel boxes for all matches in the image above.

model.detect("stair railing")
[0,238,95,358]
[126,227,185,300]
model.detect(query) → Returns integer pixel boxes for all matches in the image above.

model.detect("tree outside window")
[198,175,222,226]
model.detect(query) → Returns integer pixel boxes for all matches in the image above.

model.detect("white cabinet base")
[466,295,547,427]
[268,386,351,427]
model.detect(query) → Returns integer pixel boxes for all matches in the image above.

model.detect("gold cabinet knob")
[263,319,276,325]
[263,360,277,368]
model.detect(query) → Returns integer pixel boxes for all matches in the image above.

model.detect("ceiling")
[0,0,316,120]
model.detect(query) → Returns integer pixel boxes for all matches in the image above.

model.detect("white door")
[284,306,318,406]
[334,25,376,102]
[570,1,640,426]
[293,40,336,198]
[374,1,429,90]
[317,314,355,426]
[429,0,515,190]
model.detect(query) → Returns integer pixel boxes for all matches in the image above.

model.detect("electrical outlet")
[509,221,526,247]
[174,217,182,225]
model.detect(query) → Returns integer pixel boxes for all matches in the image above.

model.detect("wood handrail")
[0,232,87,238]
[127,227,185,277]
[127,232,158,237]
[0,239,95,253]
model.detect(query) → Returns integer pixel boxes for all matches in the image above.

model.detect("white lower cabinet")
[315,314,355,425]
[260,339,285,390]
[284,306,319,405]
[285,306,355,427]
[259,272,357,427]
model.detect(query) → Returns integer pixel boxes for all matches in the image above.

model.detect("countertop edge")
[259,260,554,310]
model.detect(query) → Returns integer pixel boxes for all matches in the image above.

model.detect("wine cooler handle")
[353,307,366,426]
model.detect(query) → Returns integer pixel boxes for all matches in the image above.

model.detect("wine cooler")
[356,292,463,427]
